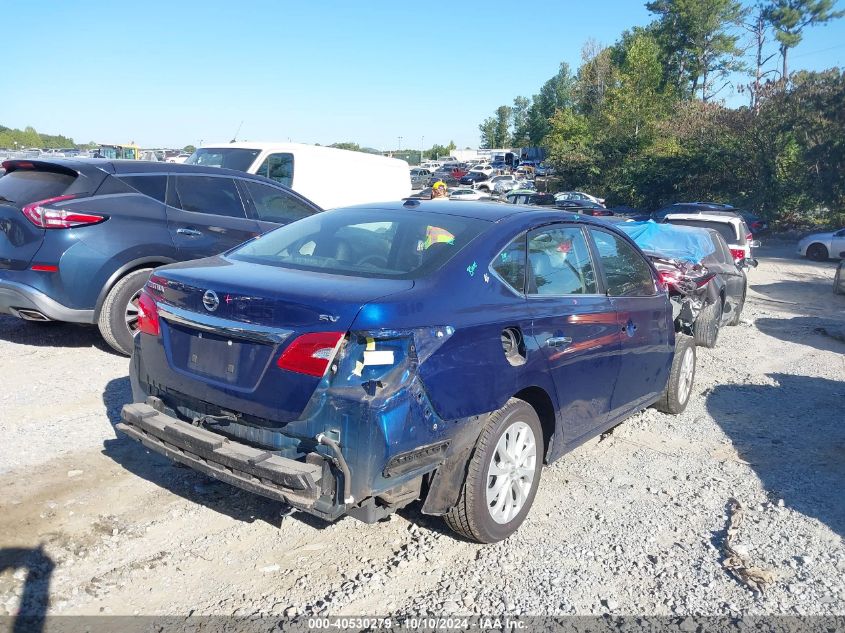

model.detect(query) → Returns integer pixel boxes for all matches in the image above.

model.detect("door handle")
[176,228,202,237]
[546,336,572,348]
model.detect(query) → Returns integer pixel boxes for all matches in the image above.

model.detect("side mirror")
[750,240,761,248]
[744,258,759,268]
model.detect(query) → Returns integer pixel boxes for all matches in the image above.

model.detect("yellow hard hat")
[432,180,447,190]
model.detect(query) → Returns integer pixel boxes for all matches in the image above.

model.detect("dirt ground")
[0,239,843,618]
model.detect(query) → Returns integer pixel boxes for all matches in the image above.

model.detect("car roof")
[2,157,259,180]
[347,199,523,221]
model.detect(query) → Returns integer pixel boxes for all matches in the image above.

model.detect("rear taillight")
[730,248,746,261]
[22,195,105,229]
[136,289,160,336]
[277,332,344,377]
[658,270,683,288]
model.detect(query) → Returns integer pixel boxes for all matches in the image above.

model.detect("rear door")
[237,178,319,234]
[165,174,260,260]
[587,227,673,416]
[526,223,621,443]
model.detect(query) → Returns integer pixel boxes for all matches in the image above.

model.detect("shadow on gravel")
[755,316,845,353]
[0,316,117,354]
[0,545,54,633]
[99,378,333,532]
[706,373,845,538]
[751,279,845,311]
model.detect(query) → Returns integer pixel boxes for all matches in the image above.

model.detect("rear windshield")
[185,148,261,172]
[230,208,487,279]
[0,170,75,205]
[665,219,737,244]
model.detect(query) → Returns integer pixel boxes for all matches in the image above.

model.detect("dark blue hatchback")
[118,200,696,542]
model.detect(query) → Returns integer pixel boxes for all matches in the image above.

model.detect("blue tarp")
[616,220,715,264]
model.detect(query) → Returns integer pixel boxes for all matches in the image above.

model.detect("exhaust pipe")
[13,308,51,322]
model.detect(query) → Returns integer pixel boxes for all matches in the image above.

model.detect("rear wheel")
[444,398,543,543]
[654,334,696,415]
[807,243,829,261]
[693,299,723,347]
[97,268,153,356]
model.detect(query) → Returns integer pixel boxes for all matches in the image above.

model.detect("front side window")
[589,229,656,297]
[527,226,597,295]
[254,153,294,187]
[171,176,246,218]
[491,234,526,293]
[230,209,486,279]
[242,180,316,225]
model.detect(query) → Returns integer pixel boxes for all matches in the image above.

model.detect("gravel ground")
[0,240,843,618]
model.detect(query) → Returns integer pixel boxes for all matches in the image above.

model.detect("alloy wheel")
[486,420,537,524]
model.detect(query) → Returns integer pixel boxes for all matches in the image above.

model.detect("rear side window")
[186,148,261,171]
[118,175,167,202]
[0,170,75,205]
[666,219,736,244]
[254,153,294,187]
[589,229,656,297]
[170,176,246,218]
[230,208,486,279]
[528,226,597,295]
[492,234,527,293]
[241,180,316,225]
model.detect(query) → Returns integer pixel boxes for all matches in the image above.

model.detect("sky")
[2,0,844,150]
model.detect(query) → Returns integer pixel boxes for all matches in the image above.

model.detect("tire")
[727,285,746,326]
[693,299,723,348]
[97,268,153,356]
[653,334,696,415]
[807,243,828,261]
[444,398,543,543]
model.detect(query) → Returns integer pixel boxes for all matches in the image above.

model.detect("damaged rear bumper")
[117,402,330,513]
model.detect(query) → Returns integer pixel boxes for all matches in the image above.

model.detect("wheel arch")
[94,256,176,318]
[513,386,557,463]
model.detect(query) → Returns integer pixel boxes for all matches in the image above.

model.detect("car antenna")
[230,120,244,143]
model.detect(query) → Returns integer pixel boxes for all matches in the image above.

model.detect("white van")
[186,142,411,209]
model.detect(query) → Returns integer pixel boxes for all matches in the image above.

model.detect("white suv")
[663,213,760,264]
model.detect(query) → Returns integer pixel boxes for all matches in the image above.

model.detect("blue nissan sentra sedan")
[118,199,696,543]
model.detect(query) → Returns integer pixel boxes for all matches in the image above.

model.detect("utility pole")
[398,136,402,152]
[421,136,424,164]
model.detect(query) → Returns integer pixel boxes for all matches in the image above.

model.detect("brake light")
[136,289,160,336]
[730,248,746,261]
[277,332,344,377]
[658,270,683,288]
[31,264,59,272]
[22,195,105,229]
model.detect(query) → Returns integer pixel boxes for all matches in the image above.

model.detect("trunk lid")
[148,256,414,425]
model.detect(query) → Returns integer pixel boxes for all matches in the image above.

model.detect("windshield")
[665,218,737,244]
[186,148,261,171]
[229,208,487,279]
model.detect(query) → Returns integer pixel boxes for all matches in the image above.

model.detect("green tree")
[576,40,615,117]
[526,63,576,144]
[478,118,496,148]
[330,142,362,152]
[647,0,746,100]
[183,145,196,153]
[765,0,844,81]
[511,96,531,145]
[494,105,512,147]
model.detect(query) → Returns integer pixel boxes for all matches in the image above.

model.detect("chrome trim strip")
[157,304,293,344]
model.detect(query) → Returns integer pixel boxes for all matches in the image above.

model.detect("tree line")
[0,124,83,150]
[477,0,844,222]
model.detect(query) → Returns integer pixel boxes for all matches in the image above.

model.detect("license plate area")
[187,331,243,383]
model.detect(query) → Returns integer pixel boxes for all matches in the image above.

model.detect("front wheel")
[654,334,696,415]
[807,243,829,261]
[444,399,543,543]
